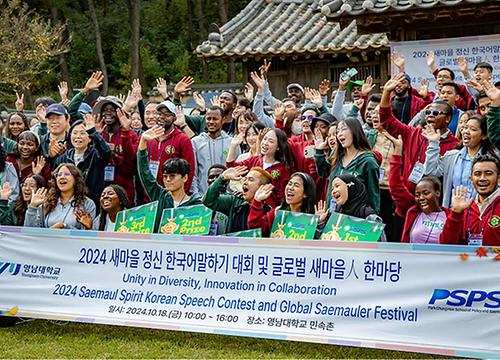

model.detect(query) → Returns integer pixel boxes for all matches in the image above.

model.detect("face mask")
[292,123,303,135]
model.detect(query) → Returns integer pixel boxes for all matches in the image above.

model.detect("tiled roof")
[320,0,491,18]
[195,0,389,59]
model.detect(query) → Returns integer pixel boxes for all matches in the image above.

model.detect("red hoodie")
[100,127,139,204]
[7,155,51,183]
[226,155,292,208]
[380,106,458,193]
[143,127,195,192]
[248,199,276,237]
[441,195,500,246]
[389,153,462,243]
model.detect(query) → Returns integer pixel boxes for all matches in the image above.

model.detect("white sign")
[391,34,500,90]
[0,227,499,357]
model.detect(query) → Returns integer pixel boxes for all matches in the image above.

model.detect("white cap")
[156,100,177,115]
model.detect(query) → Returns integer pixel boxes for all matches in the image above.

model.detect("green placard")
[320,212,385,242]
[114,201,159,234]
[226,228,262,238]
[270,210,318,240]
[159,204,213,235]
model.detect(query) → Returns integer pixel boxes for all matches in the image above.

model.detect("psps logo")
[0,261,21,276]
[429,289,500,309]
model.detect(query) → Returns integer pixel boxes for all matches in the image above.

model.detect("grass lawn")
[0,319,449,358]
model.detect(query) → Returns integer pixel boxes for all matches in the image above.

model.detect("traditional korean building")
[319,0,500,40]
[196,0,389,98]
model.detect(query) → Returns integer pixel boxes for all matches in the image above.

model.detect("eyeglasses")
[55,171,71,178]
[300,115,314,122]
[424,109,449,117]
[158,111,175,117]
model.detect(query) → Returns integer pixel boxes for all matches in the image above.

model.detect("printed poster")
[114,201,158,234]
[159,204,212,235]
[270,210,318,240]
[320,212,384,242]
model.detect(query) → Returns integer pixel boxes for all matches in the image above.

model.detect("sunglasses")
[300,115,314,122]
[424,109,449,116]
[55,171,71,178]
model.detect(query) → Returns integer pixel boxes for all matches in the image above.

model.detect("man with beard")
[390,74,427,124]
[94,96,139,205]
[141,100,194,192]
[442,155,500,246]
[331,72,373,124]
[190,106,237,197]
[172,76,238,135]
[380,73,458,193]
[203,166,272,233]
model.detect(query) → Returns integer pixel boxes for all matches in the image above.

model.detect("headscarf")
[335,174,376,219]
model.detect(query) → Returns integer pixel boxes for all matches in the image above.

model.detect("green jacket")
[315,149,381,213]
[172,98,205,135]
[203,175,250,233]
[1,137,16,155]
[137,149,201,231]
[0,199,15,225]
[68,91,86,124]
[487,106,500,150]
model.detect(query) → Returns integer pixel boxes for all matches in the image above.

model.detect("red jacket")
[100,127,139,204]
[227,155,292,208]
[389,154,461,243]
[288,134,315,174]
[442,195,500,246]
[432,69,475,111]
[143,127,194,192]
[7,155,51,183]
[248,199,276,237]
[380,106,458,193]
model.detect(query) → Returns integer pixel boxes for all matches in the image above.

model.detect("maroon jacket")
[142,127,195,192]
[100,127,139,204]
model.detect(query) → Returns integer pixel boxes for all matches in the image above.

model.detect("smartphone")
[341,68,358,81]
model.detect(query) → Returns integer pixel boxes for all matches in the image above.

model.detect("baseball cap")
[287,83,305,93]
[311,113,338,131]
[156,100,177,115]
[92,96,123,114]
[346,80,364,92]
[45,103,68,117]
[78,103,93,115]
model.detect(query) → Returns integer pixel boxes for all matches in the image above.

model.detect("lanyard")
[466,202,497,240]
[423,212,441,244]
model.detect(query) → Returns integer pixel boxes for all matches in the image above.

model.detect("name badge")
[379,168,385,184]
[468,234,483,246]
[209,222,218,235]
[408,162,425,184]
[104,165,115,182]
[304,145,315,159]
[149,161,160,178]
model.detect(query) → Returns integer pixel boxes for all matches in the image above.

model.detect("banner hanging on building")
[0,226,499,358]
[390,34,500,89]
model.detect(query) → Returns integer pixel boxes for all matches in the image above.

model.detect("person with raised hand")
[248,173,317,237]
[67,71,104,124]
[249,71,277,129]
[137,125,202,231]
[331,70,371,124]
[226,128,293,208]
[24,163,95,229]
[54,113,112,208]
[380,72,458,193]
[172,76,239,136]
[423,112,499,208]
[204,166,275,233]
[482,80,500,150]
[0,182,15,225]
[94,95,139,205]
[441,155,500,246]
[388,134,460,244]
[140,100,195,193]
[12,174,48,226]
[7,130,51,183]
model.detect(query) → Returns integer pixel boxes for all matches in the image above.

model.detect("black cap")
[311,113,337,131]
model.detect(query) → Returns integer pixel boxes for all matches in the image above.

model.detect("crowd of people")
[0,52,499,245]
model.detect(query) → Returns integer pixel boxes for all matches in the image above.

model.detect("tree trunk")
[196,0,206,41]
[218,0,228,24]
[128,0,141,81]
[227,61,236,83]
[49,2,72,90]
[186,0,194,50]
[87,0,108,95]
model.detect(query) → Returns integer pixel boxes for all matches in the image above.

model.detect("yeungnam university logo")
[0,261,21,276]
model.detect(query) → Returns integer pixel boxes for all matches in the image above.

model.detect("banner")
[390,34,500,89]
[270,210,318,240]
[115,202,158,233]
[227,228,262,238]
[159,205,212,235]
[320,212,385,242]
[0,226,499,358]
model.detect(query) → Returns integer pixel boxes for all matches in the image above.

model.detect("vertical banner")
[0,226,499,358]
[390,34,500,89]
